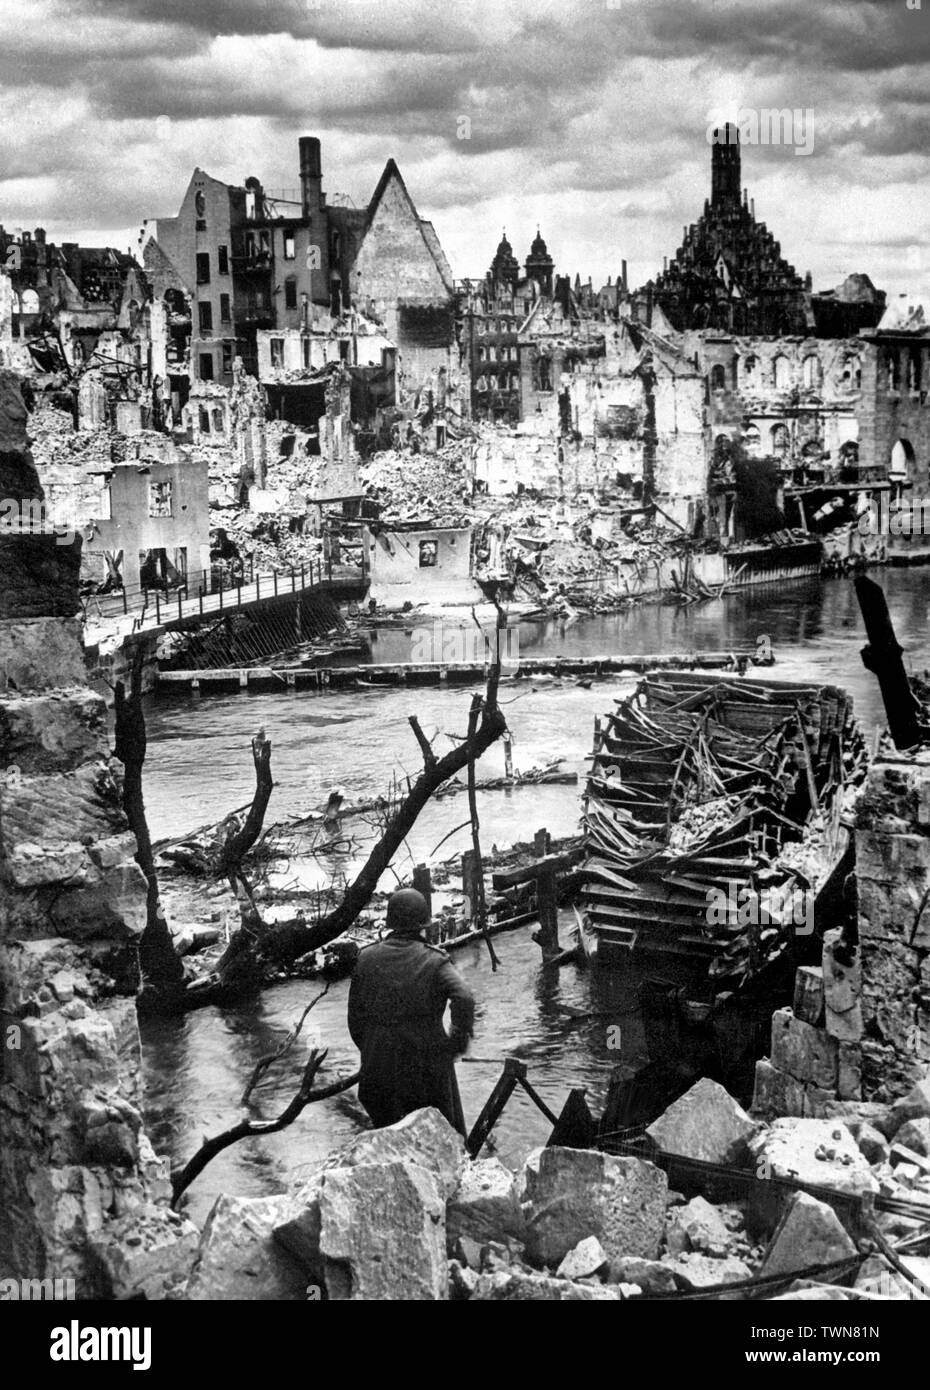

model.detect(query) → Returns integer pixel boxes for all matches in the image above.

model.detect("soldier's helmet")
[386,888,431,936]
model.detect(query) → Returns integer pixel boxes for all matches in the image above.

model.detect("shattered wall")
[0,369,196,1296]
[855,749,930,1098]
[858,332,930,491]
[89,449,210,594]
[690,332,862,467]
[366,524,478,606]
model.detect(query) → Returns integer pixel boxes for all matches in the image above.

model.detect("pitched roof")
[362,158,454,294]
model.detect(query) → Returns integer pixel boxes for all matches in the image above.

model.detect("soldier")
[347,888,474,1135]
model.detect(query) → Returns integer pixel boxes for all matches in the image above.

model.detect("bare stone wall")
[1,370,197,1296]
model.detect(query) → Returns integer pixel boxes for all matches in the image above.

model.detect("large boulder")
[749,1118,878,1197]
[446,1157,524,1250]
[770,1008,838,1090]
[319,1159,446,1301]
[647,1077,758,1164]
[760,1192,858,1279]
[326,1107,466,1199]
[895,1117,930,1158]
[274,1107,465,1279]
[87,1209,199,1300]
[522,1146,667,1268]
[186,1195,310,1300]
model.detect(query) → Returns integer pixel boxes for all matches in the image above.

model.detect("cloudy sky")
[2,0,929,303]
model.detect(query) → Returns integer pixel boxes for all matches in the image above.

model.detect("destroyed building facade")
[148,139,456,405]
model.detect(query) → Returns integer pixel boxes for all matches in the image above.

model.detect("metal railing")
[82,555,367,634]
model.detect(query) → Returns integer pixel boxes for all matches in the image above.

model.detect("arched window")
[772,354,790,389]
[802,355,822,389]
[771,423,790,457]
[475,375,488,393]
[890,439,916,479]
[20,288,39,314]
[744,424,761,455]
[710,364,726,392]
[743,354,758,384]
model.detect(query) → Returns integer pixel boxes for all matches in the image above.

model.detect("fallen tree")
[246,641,507,973]
[142,610,508,1010]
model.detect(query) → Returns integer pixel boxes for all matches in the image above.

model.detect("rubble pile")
[27,400,111,471]
[207,419,325,575]
[172,1073,930,1300]
[359,442,475,527]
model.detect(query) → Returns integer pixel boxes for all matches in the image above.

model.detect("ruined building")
[147,138,455,401]
[460,229,563,423]
[858,298,930,493]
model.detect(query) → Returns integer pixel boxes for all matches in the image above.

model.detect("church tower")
[711,122,741,209]
[488,230,520,289]
[525,227,554,296]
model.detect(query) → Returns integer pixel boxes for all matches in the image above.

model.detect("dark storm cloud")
[1,0,927,295]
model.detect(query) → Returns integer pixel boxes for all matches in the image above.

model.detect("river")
[139,569,930,1223]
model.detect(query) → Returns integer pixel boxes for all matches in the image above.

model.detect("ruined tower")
[711,123,741,208]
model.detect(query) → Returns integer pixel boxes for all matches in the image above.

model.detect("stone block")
[330,1106,466,1201]
[837,1043,861,1101]
[822,931,864,1040]
[858,876,930,950]
[659,1253,752,1292]
[319,1160,447,1301]
[751,1059,805,1118]
[556,1236,609,1281]
[186,1194,309,1300]
[88,1209,200,1300]
[0,687,107,775]
[446,1157,524,1250]
[522,1147,667,1268]
[853,1122,889,1166]
[0,618,85,691]
[895,1117,930,1157]
[793,967,824,1026]
[771,1008,838,1089]
[49,863,149,941]
[646,1076,758,1165]
[749,1118,878,1196]
[760,1191,858,1279]
[857,829,930,883]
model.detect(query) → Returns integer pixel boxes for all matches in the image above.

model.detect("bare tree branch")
[170,1048,361,1208]
[240,984,331,1104]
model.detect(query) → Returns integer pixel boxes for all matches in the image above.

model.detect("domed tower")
[525,227,554,295]
[489,230,520,289]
